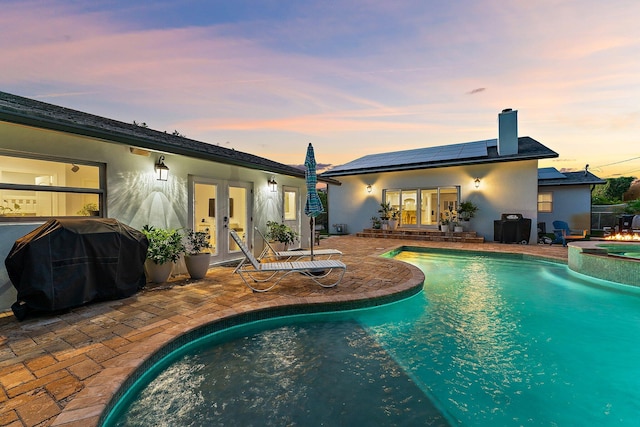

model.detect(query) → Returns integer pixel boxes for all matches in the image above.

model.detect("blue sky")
[2,0,639,177]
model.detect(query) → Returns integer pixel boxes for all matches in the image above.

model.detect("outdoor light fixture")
[155,156,169,181]
[70,164,79,173]
[268,177,277,192]
[474,177,481,189]
[366,184,372,193]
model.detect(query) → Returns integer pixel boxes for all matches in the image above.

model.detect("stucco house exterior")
[537,167,605,234]
[321,109,560,243]
[0,91,336,311]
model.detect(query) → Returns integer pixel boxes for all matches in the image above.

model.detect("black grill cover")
[494,213,532,244]
[5,218,148,320]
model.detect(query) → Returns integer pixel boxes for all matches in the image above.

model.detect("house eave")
[538,179,606,187]
[0,105,341,185]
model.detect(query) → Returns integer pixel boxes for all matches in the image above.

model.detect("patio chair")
[230,229,346,292]
[254,227,342,262]
[551,220,587,246]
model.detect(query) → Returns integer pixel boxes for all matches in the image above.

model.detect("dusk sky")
[2,0,639,178]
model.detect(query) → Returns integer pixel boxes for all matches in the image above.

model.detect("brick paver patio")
[0,236,568,426]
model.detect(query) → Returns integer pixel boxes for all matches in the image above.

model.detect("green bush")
[265,221,299,245]
[141,225,184,264]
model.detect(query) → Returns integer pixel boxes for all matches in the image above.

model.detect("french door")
[189,177,252,264]
[383,186,460,228]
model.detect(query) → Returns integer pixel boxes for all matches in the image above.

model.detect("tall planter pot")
[185,253,211,279]
[145,259,173,283]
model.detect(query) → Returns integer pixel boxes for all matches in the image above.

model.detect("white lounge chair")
[254,226,342,262]
[230,229,346,292]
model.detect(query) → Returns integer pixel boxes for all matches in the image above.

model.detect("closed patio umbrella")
[304,143,324,260]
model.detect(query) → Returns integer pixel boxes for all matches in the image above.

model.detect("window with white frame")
[538,192,553,212]
[0,152,105,220]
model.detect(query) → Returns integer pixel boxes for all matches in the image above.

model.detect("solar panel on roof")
[329,139,490,172]
[538,167,566,180]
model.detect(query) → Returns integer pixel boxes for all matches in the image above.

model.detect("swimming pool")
[102,249,640,426]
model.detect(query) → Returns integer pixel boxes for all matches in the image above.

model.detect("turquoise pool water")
[103,250,640,426]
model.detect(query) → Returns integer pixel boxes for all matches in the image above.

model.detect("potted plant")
[77,202,100,216]
[378,202,396,230]
[457,201,479,221]
[183,229,212,279]
[141,225,185,283]
[371,216,382,230]
[440,215,450,232]
[388,209,400,230]
[265,221,299,250]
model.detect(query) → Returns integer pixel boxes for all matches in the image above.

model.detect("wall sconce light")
[366,184,372,193]
[155,156,169,181]
[474,177,481,189]
[268,177,277,192]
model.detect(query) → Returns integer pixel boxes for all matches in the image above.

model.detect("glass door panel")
[400,190,417,226]
[283,186,299,246]
[227,184,249,254]
[194,182,217,257]
[420,189,438,226]
[439,187,459,224]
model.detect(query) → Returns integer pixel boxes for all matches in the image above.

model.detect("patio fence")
[591,204,627,230]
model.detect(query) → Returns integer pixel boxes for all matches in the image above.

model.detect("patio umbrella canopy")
[304,143,324,259]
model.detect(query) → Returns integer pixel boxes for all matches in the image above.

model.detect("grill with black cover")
[5,218,148,320]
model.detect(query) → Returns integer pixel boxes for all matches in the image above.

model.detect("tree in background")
[624,199,640,214]
[316,188,329,232]
[592,176,637,204]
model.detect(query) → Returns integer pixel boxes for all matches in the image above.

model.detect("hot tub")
[567,241,640,287]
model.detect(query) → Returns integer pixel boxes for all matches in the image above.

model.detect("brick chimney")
[498,108,518,156]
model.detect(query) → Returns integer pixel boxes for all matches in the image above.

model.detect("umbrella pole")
[310,217,315,260]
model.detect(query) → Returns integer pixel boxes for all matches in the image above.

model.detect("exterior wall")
[538,185,593,233]
[327,159,540,242]
[0,121,308,311]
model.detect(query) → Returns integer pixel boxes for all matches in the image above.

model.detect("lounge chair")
[230,229,346,292]
[551,220,587,246]
[254,227,342,262]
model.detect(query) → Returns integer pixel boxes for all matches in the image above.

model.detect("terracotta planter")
[185,253,211,279]
[145,259,173,283]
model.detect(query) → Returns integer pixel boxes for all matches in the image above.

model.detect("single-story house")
[321,109,563,242]
[0,91,337,311]
[537,167,605,235]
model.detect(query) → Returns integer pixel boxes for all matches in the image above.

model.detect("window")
[538,192,553,212]
[0,153,105,220]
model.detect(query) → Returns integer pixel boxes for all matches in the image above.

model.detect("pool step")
[356,228,485,243]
